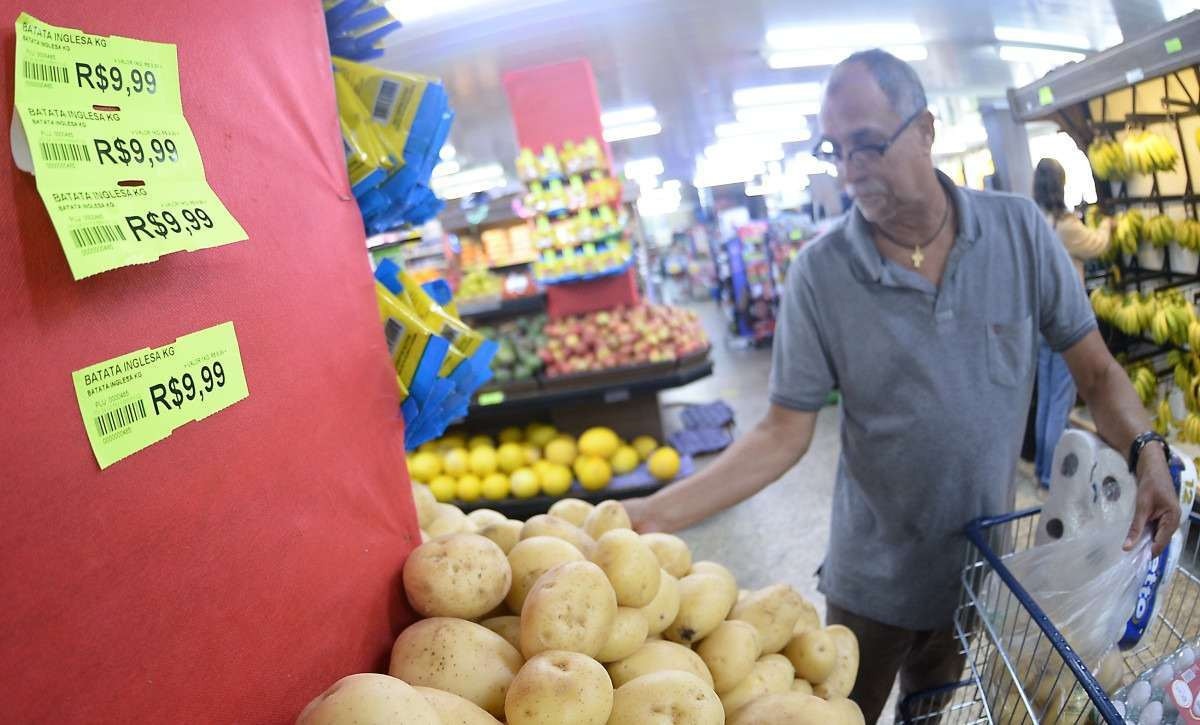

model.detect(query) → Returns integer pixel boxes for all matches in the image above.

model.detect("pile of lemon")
[407,423,682,503]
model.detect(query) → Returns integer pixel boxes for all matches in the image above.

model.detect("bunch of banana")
[1084,205,1103,229]
[1180,413,1200,443]
[1123,130,1179,174]
[1089,287,1120,321]
[1112,295,1145,335]
[1112,210,1144,256]
[1177,218,1200,251]
[1155,397,1175,436]
[1175,359,1191,391]
[1153,294,1194,345]
[1088,138,1130,180]
[1189,319,1200,351]
[1130,365,1158,407]
[1137,292,1158,331]
[1145,214,1177,248]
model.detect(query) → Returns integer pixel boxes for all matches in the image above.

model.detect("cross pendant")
[911,246,924,268]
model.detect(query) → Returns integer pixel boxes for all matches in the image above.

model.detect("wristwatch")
[1128,431,1171,474]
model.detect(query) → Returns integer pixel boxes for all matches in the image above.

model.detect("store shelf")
[1008,11,1200,122]
[458,292,547,322]
[440,192,524,234]
[366,227,422,250]
[468,356,713,415]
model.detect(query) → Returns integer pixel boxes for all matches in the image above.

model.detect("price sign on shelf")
[13,13,246,279]
[71,322,249,469]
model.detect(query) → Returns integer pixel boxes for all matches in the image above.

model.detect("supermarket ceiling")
[377,0,1195,188]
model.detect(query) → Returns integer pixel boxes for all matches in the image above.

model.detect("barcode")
[39,141,91,163]
[94,400,146,437]
[384,318,403,353]
[69,224,127,248]
[371,80,399,122]
[23,60,69,84]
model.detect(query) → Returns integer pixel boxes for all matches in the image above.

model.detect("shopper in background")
[625,49,1180,724]
[1031,158,1112,489]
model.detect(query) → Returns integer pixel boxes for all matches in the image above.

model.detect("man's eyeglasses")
[813,109,924,167]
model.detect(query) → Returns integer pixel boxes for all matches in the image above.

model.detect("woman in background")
[1032,158,1113,489]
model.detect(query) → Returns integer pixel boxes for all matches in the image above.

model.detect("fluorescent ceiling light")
[733,83,822,108]
[386,0,503,23]
[767,44,927,69]
[997,45,1086,65]
[637,181,682,217]
[714,122,811,143]
[736,103,821,125]
[767,23,923,49]
[705,139,785,163]
[603,120,662,142]
[432,159,461,178]
[601,105,657,127]
[994,26,1090,49]
[439,144,456,160]
[431,163,507,198]
[623,156,665,179]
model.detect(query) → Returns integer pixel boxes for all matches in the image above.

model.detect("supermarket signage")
[13,13,246,280]
[72,322,249,469]
[1166,37,1183,54]
[1037,86,1054,106]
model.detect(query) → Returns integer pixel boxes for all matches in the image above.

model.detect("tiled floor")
[659,300,1042,724]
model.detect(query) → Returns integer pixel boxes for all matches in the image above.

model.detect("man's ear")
[918,109,936,147]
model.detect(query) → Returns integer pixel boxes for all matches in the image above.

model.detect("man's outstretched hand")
[1126,450,1182,556]
[623,496,670,534]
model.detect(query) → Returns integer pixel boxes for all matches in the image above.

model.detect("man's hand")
[1125,448,1182,556]
[623,495,672,534]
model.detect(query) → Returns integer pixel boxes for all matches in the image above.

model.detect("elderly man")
[626,49,1181,722]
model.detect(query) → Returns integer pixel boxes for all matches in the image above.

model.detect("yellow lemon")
[575,455,612,491]
[429,475,456,502]
[468,434,494,450]
[632,435,658,461]
[526,423,559,448]
[647,447,682,481]
[456,474,482,502]
[443,448,469,478]
[481,472,510,500]
[578,427,621,459]
[498,426,524,444]
[496,442,526,473]
[418,441,438,454]
[468,446,498,477]
[510,467,541,499]
[611,445,640,475]
[544,436,578,467]
[438,435,465,451]
[408,451,442,482]
[523,444,542,465]
[541,462,573,496]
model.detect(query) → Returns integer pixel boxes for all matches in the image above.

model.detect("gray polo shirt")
[770,171,1096,630]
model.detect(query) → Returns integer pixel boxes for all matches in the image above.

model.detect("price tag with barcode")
[72,322,249,469]
[13,13,246,279]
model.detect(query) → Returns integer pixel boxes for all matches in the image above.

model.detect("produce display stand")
[1,3,421,722]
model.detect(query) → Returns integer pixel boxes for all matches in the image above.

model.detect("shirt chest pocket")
[986,316,1034,387]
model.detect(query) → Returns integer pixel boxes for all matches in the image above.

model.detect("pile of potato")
[296,488,863,724]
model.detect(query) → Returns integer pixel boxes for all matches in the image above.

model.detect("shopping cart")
[899,507,1200,724]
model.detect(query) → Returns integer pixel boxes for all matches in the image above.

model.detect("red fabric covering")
[0,3,418,722]
[545,267,642,319]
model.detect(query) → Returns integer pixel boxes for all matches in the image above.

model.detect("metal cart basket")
[900,508,1200,724]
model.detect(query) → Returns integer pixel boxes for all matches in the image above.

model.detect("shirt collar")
[845,169,982,283]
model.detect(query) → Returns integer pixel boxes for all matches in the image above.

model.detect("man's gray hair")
[831,48,928,118]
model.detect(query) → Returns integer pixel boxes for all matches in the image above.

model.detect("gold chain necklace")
[872,188,952,269]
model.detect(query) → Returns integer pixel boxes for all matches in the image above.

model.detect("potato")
[688,560,736,590]
[412,484,439,529]
[828,698,866,725]
[420,530,430,543]
[589,529,662,607]
[478,519,523,554]
[663,573,737,645]
[792,596,821,636]
[608,671,723,725]
[640,533,692,578]
[696,620,760,693]
[728,692,837,725]
[811,625,859,700]
[606,639,714,689]
[547,497,594,526]
[468,508,508,528]
[480,615,522,651]
[784,628,836,685]
[521,514,596,555]
[297,673,441,725]
[596,607,650,663]
[427,503,477,537]
[754,653,795,693]
[581,499,631,539]
[506,536,586,612]
[737,589,749,603]
[792,678,813,695]
[519,561,617,659]
[729,584,806,653]
[389,617,523,717]
[415,686,502,724]
[504,650,613,725]
[403,533,512,619]
[719,667,770,720]
[638,569,680,636]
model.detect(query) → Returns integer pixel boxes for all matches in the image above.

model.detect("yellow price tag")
[14,13,246,279]
[72,321,249,469]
